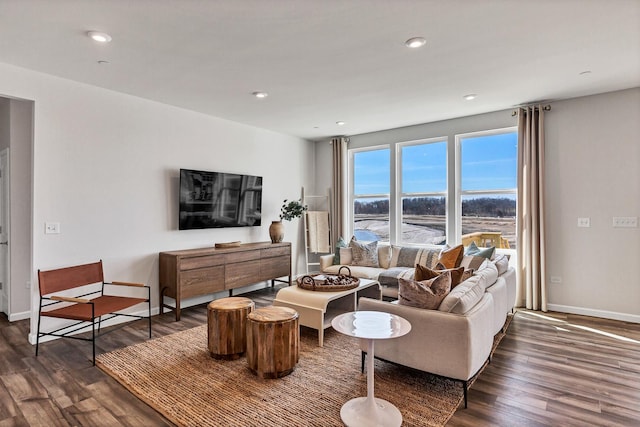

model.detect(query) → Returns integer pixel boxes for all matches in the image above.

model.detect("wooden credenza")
[159,242,291,320]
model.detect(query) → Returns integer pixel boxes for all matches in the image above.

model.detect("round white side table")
[331,310,411,427]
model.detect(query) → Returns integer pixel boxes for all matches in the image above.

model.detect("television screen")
[179,168,262,230]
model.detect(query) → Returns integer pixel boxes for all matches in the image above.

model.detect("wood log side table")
[246,306,299,379]
[207,297,255,360]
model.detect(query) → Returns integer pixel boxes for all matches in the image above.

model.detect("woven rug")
[97,315,512,427]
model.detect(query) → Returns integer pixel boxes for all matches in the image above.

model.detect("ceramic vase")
[269,220,284,243]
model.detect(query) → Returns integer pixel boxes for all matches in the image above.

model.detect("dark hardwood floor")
[1,284,638,426]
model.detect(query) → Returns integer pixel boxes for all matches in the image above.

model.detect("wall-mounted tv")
[179,168,262,230]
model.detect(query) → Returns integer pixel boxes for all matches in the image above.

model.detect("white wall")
[0,62,314,338]
[314,88,640,322]
[545,88,640,321]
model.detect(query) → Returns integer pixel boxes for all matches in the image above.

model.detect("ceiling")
[0,0,638,141]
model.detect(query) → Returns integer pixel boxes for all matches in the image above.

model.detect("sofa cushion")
[349,237,379,267]
[438,274,486,314]
[377,244,391,269]
[398,272,451,309]
[474,261,499,290]
[322,264,383,280]
[465,241,496,259]
[414,264,468,288]
[378,267,414,288]
[332,236,348,265]
[390,246,439,269]
[438,244,464,268]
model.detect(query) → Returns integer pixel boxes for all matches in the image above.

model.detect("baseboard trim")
[546,304,640,324]
[8,310,31,322]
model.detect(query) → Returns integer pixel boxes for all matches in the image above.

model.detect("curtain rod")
[511,105,551,116]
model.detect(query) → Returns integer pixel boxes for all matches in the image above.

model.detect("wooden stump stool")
[246,306,299,379]
[207,297,255,360]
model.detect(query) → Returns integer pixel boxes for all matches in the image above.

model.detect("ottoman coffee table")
[273,278,381,346]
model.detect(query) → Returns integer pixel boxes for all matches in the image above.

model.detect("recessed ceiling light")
[336,121,345,126]
[252,91,268,98]
[87,31,112,43]
[405,37,426,48]
[463,94,477,101]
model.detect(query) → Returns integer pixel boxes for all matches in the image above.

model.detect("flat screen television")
[179,168,262,230]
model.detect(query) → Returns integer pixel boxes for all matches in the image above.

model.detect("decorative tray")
[296,266,360,292]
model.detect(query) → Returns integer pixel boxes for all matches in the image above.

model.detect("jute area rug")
[97,316,511,427]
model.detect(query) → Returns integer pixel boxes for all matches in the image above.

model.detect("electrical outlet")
[577,217,590,227]
[612,216,638,228]
[550,276,562,284]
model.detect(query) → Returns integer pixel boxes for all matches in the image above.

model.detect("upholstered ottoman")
[207,297,255,360]
[246,306,299,378]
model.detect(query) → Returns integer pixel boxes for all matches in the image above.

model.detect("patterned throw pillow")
[389,246,440,269]
[460,255,487,271]
[465,241,495,259]
[398,272,452,309]
[414,264,468,288]
[437,244,464,269]
[349,237,379,267]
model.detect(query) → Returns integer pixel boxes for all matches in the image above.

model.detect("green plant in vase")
[280,199,308,221]
[269,199,308,243]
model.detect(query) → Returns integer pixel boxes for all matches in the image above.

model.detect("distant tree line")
[355,197,516,218]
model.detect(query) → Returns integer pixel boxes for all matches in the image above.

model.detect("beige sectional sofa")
[320,244,516,408]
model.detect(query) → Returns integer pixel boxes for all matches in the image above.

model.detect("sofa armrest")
[319,254,335,272]
[357,294,494,381]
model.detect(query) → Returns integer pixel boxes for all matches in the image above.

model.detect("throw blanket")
[306,211,331,253]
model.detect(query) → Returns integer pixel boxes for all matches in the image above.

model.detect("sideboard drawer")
[261,246,290,258]
[181,254,225,270]
[180,266,225,298]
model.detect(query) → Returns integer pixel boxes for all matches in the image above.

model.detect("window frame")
[454,126,518,248]
[396,136,448,246]
[348,145,391,243]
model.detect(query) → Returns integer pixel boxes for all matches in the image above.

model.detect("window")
[351,148,390,242]
[458,129,517,249]
[348,127,518,249]
[399,138,447,245]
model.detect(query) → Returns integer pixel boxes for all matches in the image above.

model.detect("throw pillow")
[349,237,379,267]
[465,241,496,259]
[339,247,353,265]
[414,264,467,288]
[389,245,440,269]
[438,244,464,269]
[460,255,488,271]
[332,236,348,265]
[398,272,452,309]
[492,253,510,275]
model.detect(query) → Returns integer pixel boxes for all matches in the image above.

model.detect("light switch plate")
[45,222,60,234]
[577,217,590,227]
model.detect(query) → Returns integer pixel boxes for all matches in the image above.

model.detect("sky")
[354,131,518,197]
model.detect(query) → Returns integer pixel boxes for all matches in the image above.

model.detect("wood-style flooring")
[1,284,638,426]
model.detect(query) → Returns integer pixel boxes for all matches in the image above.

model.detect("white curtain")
[331,137,347,247]
[516,106,547,311]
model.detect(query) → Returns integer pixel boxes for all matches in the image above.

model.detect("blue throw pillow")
[464,241,495,259]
